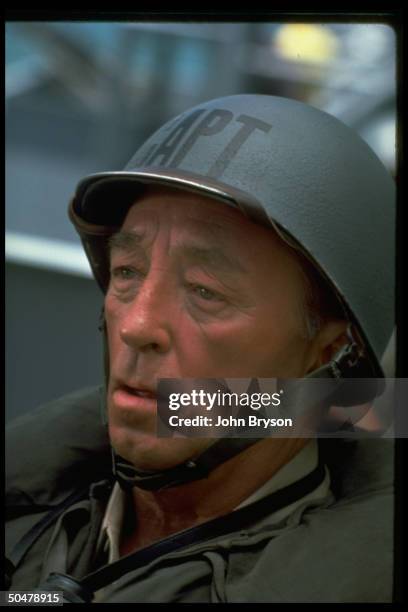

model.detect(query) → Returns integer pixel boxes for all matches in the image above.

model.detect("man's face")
[105,186,316,470]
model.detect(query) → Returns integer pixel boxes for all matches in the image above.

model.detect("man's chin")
[110,430,207,473]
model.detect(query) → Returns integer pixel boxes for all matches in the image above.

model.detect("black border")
[4,8,405,603]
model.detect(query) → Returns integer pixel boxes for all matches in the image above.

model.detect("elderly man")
[5,94,394,603]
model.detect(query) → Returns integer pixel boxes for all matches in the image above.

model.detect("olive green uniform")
[6,387,393,603]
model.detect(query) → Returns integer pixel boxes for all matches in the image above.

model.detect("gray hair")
[298,254,348,340]
[270,222,347,339]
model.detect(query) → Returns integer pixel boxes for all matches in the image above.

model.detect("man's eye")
[111,266,137,281]
[192,285,222,301]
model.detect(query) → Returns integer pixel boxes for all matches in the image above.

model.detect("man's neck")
[120,437,309,555]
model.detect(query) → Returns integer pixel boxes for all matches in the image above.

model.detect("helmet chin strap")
[99,313,383,492]
[112,439,265,492]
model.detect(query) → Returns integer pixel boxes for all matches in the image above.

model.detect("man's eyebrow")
[108,231,143,253]
[178,245,248,275]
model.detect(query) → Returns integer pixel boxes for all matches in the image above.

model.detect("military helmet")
[69,94,395,381]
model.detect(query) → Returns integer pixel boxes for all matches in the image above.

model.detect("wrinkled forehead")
[119,184,286,251]
[111,185,308,289]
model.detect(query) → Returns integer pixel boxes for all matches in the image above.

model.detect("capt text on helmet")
[5,94,395,603]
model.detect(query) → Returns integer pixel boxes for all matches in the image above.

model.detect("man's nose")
[119,272,173,353]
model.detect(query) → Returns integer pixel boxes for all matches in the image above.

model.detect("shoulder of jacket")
[6,386,111,510]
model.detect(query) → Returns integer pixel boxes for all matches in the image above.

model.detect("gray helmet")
[69,94,395,490]
[70,93,395,379]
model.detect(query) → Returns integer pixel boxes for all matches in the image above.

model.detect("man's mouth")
[112,383,158,411]
[121,385,157,399]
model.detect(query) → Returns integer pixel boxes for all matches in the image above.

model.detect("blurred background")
[5,20,397,422]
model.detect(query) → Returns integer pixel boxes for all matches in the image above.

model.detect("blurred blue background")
[5,21,397,422]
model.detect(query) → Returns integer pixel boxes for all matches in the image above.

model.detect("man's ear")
[305,319,349,373]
